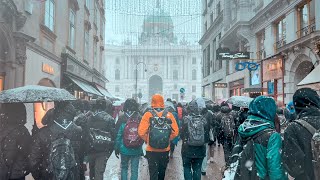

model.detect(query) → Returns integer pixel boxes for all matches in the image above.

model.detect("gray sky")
[105,0,202,45]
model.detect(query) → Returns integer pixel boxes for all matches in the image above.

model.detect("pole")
[135,64,138,100]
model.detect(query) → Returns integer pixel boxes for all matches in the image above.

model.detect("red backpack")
[123,113,144,148]
[177,107,183,120]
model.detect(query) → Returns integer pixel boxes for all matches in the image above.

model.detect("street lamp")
[135,62,147,101]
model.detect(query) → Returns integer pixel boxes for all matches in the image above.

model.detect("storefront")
[213,81,227,101]
[229,79,244,97]
[243,66,266,98]
[298,64,320,94]
[262,57,284,103]
[202,83,212,100]
[61,48,104,100]
[25,46,61,129]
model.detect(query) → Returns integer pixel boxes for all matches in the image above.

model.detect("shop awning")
[95,85,115,99]
[68,76,102,96]
[298,65,320,86]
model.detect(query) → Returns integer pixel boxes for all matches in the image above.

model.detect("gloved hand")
[115,150,120,159]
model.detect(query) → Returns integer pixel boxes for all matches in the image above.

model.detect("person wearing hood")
[138,94,179,180]
[284,101,297,122]
[180,98,210,179]
[0,103,31,180]
[283,88,320,180]
[115,98,143,180]
[216,103,235,167]
[29,101,84,180]
[237,96,287,180]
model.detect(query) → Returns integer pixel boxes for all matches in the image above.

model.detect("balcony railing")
[297,22,316,38]
[275,38,286,49]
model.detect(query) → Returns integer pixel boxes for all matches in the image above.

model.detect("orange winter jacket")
[138,94,179,152]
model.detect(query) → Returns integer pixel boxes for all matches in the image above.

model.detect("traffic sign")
[180,88,185,93]
[138,92,142,99]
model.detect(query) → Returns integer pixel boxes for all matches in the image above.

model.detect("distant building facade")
[200,0,320,105]
[105,7,202,103]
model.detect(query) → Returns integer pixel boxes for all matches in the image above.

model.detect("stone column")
[264,25,275,57]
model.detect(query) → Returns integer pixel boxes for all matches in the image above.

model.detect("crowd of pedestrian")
[0,87,319,180]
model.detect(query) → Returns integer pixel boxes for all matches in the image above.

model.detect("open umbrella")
[226,96,253,108]
[0,85,76,103]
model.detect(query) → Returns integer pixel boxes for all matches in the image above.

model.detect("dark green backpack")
[234,129,274,180]
[149,109,172,149]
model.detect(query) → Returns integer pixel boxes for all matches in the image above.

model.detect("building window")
[44,0,55,31]
[116,58,120,64]
[173,70,178,80]
[94,2,97,26]
[192,85,196,93]
[172,57,178,65]
[204,22,207,32]
[0,76,4,92]
[84,31,89,61]
[217,2,221,15]
[202,49,206,78]
[115,85,120,92]
[101,20,105,39]
[275,17,286,49]
[93,42,97,67]
[115,69,120,80]
[85,0,90,9]
[210,12,214,25]
[206,44,210,75]
[192,69,197,80]
[297,1,315,38]
[69,9,75,49]
[174,84,178,90]
[192,57,197,64]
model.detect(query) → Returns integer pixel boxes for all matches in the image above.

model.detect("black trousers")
[223,138,233,166]
[146,151,169,180]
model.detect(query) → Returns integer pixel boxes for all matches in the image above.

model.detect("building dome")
[139,5,176,45]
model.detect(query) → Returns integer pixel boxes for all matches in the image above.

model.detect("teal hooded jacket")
[238,96,287,180]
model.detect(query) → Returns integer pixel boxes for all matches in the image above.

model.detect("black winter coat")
[283,114,320,180]
[0,125,31,179]
[29,122,83,180]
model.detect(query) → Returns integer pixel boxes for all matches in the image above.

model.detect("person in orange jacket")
[138,94,179,180]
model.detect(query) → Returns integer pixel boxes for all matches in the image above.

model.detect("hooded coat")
[238,96,287,180]
[0,103,31,179]
[29,103,84,180]
[283,88,320,180]
[138,94,179,152]
[180,98,210,158]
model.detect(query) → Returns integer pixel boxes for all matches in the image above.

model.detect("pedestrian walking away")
[232,96,287,180]
[138,94,179,180]
[0,103,31,180]
[181,97,210,180]
[114,98,143,180]
[283,88,320,180]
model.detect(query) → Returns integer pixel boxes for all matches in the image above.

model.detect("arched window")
[192,69,197,80]
[116,58,120,64]
[115,69,120,80]
[173,70,178,80]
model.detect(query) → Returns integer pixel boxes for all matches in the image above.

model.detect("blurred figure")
[283,88,320,180]
[29,101,84,180]
[0,103,31,180]
[115,98,143,180]
[138,94,179,180]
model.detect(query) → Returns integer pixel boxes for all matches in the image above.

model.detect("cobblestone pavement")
[104,142,226,180]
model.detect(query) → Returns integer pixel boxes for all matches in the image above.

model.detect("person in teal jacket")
[237,96,287,180]
[114,99,143,180]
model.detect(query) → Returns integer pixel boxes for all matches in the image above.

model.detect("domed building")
[105,4,202,103]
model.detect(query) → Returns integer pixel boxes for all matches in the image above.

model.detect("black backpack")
[185,115,206,146]
[149,109,172,149]
[221,114,235,138]
[48,134,77,180]
[88,112,114,153]
[234,129,275,180]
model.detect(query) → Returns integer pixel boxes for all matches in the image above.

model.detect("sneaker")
[201,172,206,176]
